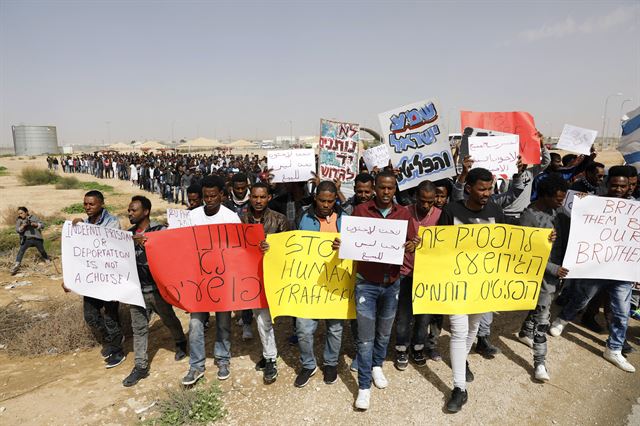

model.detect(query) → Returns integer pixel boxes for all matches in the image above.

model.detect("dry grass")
[0,205,65,227]
[19,166,58,186]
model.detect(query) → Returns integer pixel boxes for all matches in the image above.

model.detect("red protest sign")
[460,111,541,164]
[145,224,268,313]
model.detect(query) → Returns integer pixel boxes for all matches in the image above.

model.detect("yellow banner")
[264,231,357,319]
[413,224,552,314]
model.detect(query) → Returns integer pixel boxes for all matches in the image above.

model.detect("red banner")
[145,224,268,313]
[460,111,541,164]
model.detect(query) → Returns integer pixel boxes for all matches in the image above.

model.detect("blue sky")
[0,0,638,146]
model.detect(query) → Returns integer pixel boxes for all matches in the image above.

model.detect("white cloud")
[517,5,639,42]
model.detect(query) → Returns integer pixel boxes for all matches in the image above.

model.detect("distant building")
[12,125,59,155]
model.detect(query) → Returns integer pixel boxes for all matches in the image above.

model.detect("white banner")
[339,216,408,265]
[61,221,145,307]
[468,135,519,178]
[563,196,640,282]
[167,208,192,229]
[362,144,391,171]
[557,124,597,155]
[267,149,315,183]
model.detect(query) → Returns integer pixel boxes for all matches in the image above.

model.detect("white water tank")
[12,125,59,155]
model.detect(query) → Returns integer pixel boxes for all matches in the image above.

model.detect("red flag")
[145,224,268,313]
[460,111,541,164]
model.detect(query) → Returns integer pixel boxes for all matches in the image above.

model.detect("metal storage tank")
[11,125,59,155]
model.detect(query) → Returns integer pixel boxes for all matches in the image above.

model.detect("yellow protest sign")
[263,231,356,319]
[413,224,552,315]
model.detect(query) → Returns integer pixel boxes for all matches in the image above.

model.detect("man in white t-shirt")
[182,175,241,385]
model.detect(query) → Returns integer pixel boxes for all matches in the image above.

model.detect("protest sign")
[263,231,356,319]
[267,149,315,183]
[339,216,408,265]
[319,119,359,182]
[468,134,519,178]
[61,221,145,307]
[413,224,552,314]
[167,208,192,229]
[557,124,597,155]
[378,99,456,191]
[362,144,391,171]
[562,189,587,215]
[563,196,640,282]
[460,111,541,164]
[145,224,268,312]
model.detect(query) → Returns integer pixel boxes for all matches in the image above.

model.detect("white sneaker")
[603,347,636,372]
[355,389,370,410]
[549,319,568,337]
[372,366,388,389]
[242,324,254,340]
[534,364,550,382]
[517,333,534,348]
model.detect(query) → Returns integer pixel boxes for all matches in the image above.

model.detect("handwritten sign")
[145,224,268,312]
[562,189,587,215]
[61,221,144,307]
[563,196,640,282]
[263,231,356,319]
[413,224,552,314]
[461,111,541,164]
[468,135,519,178]
[557,124,597,155]
[319,119,359,182]
[379,99,456,191]
[339,216,408,265]
[167,208,192,229]
[362,144,391,171]
[267,149,315,183]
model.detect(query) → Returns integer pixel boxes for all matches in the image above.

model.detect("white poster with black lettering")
[339,216,408,265]
[167,208,192,229]
[61,221,145,307]
[557,124,597,155]
[267,149,316,183]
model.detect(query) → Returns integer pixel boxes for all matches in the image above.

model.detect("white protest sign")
[339,216,408,265]
[167,208,192,229]
[562,189,587,215]
[563,196,640,282]
[267,149,315,183]
[61,221,145,307]
[468,135,519,178]
[362,144,391,171]
[557,124,597,155]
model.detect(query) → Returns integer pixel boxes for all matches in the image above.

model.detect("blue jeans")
[188,311,232,371]
[356,278,401,390]
[558,279,633,351]
[296,318,343,369]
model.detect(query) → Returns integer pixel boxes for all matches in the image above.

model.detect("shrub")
[19,167,58,186]
[79,181,114,192]
[148,381,225,425]
[0,166,8,176]
[0,228,19,253]
[62,203,86,214]
[54,176,80,189]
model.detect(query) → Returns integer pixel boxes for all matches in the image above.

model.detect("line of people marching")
[32,138,637,413]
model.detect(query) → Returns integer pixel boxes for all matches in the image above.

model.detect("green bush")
[54,176,80,189]
[79,181,114,192]
[149,381,225,425]
[0,166,8,176]
[0,229,19,253]
[19,167,57,186]
[62,203,86,214]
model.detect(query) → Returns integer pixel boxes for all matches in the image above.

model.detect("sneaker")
[475,336,500,358]
[517,331,534,348]
[411,348,427,367]
[534,364,550,382]
[10,262,20,275]
[549,319,568,337]
[263,359,278,384]
[174,342,187,361]
[101,346,112,359]
[105,352,126,369]
[395,350,409,371]
[255,357,267,371]
[242,324,254,340]
[181,368,205,385]
[581,315,605,333]
[323,365,338,384]
[426,348,442,362]
[355,389,371,410]
[122,366,149,387]
[217,364,231,380]
[603,347,636,372]
[465,361,474,383]
[372,366,388,389]
[349,357,358,372]
[446,387,468,413]
[294,366,318,388]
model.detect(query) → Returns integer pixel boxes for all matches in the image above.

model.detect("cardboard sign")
[339,216,408,265]
[378,99,456,190]
[263,231,356,319]
[460,111,541,164]
[563,196,640,282]
[319,119,359,182]
[145,224,268,312]
[267,149,315,183]
[61,221,145,307]
[167,208,192,229]
[562,189,587,215]
[557,124,597,155]
[413,224,552,314]
[362,144,391,171]
[468,135,519,178]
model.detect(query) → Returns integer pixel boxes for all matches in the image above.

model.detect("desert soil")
[0,155,638,426]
